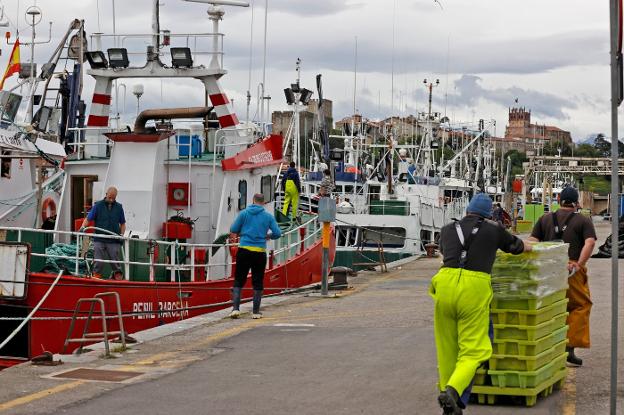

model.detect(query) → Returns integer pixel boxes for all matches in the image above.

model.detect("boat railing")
[0,216,322,283]
[65,126,117,160]
[213,126,258,156]
[90,32,226,70]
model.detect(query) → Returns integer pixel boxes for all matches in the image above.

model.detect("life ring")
[41,197,57,222]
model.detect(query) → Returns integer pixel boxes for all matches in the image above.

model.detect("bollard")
[318,197,336,296]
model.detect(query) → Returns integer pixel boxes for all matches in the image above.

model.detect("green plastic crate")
[472,367,567,407]
[492,325,569,356]
[491,298,569,326]
[493,312,568,341]
[489,340,567,371]
[488,353,568,388]
[473,368,489,386]
[491,289,567,311]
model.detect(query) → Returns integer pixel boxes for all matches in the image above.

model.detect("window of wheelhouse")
[70,175,98,224]
[238,179,247,211]
[1,151,11,179]
[261,175,273,202]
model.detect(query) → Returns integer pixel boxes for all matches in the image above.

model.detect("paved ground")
[0,219,622,414]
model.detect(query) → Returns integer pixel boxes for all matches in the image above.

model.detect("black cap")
[560,187,579,205]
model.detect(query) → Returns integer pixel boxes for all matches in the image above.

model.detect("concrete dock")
[0,220,622,414]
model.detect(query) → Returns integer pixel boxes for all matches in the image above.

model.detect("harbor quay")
[0,219,621,415]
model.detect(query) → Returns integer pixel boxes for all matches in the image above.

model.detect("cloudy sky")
[0,0,615,141]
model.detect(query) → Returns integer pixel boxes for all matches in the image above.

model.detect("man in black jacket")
[431,193,531,414]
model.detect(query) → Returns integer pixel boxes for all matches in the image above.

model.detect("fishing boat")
[284,102,477,269]
[0,0,334,368]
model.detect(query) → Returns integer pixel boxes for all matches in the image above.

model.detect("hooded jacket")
[230,204,282,250]
[282,167,301,192]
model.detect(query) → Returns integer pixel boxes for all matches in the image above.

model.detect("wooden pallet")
[471,367,567,407]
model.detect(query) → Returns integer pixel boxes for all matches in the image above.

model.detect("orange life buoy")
[41,198,57,222]
[228,234,239,278]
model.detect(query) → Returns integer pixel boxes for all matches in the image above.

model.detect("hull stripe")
[92,93,112,105]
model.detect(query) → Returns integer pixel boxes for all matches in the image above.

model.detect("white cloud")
[0,0,616,140]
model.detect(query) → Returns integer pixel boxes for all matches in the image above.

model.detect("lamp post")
[423,78,440,119]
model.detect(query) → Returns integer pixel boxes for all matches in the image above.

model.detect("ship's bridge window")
[362,227,406,249]
[344,185,354,193]
[238,179,247,211]
[261,175,273,202]
[1,151,11,179]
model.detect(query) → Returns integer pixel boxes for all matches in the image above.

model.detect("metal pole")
[321,221,330,296]
[608,1,620,413]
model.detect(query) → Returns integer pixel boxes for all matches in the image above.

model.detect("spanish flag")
[0,40,20,90]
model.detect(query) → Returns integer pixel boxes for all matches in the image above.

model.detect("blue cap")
[560,186,579,205]
[467,193,493,218]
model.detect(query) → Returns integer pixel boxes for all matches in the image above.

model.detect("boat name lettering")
[132,300,189,319]
[249,151,272,163]
[0,132,27,149]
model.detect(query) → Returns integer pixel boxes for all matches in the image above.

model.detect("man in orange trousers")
[529,187,596,365]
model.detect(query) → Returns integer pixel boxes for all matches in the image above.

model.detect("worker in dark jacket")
[281,161,301,218]
[80,186,126,279]
[431,193,531,414]
[528,186,596,366]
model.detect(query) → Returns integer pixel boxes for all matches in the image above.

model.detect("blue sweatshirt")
[230,204,282,250]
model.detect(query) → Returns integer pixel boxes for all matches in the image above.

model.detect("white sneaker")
[251,312,263,319]
[229,310,241,319]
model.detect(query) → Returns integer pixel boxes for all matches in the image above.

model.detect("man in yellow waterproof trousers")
[528,186,596,366]
[431,193,531,414]
[281,161,301,218]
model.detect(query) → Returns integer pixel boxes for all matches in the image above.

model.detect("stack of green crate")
[472,242,570,407]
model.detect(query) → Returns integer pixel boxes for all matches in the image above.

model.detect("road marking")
[0,271,400,412]
[0,380,84,412]
[563,366,576,415]
[273,323,316,327]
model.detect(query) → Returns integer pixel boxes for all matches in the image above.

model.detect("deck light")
[85,51,108,69]
[299,88,313,105]
[107,48,130,68]
[284,88,295,105]
[170,47,193,68]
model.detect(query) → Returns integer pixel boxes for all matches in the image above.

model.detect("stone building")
[504,107,573,149]
[271,99,333,167]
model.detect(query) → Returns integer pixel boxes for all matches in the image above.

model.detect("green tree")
[504,150,528,176]
[574,143,600,158]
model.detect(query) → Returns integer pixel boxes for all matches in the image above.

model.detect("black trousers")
[234,248,267,290]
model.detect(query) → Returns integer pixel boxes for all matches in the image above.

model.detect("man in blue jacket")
[80,186,126,279]
[229,193,282,319]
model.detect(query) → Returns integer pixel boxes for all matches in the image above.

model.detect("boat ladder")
[62,292,126,357]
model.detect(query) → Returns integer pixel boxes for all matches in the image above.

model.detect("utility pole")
[608,1,621,414]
